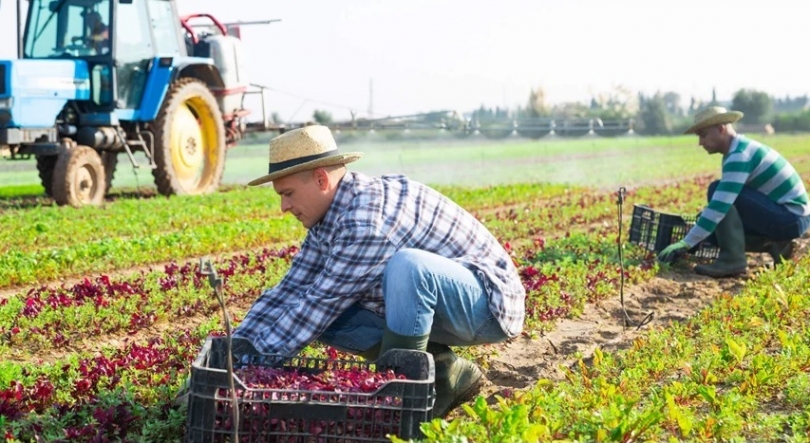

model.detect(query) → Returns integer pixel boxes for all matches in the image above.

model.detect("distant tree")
[688,96,703,115]
[472,105,511,120]
[637,92,672,135]
[773,94,809,113]
[587,85,639,120]
[710,87,719,106]
[662,92,682,116]
[772,109,810,132]
[312,109,333,124]
[551,102,590,119]
[731,89,773,124]
[525,86,550,117]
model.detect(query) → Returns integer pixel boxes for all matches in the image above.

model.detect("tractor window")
[146,0,183,56]
[24,0,60,57]
[115,1,153,59]
[114,0,154,109]
[24,0,111,58]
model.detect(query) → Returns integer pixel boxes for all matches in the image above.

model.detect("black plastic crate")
[628,204,720,260]
[185,337,435,443]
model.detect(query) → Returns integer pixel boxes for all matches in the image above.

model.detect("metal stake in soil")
[200,258,239,443]
[616,186,654,330]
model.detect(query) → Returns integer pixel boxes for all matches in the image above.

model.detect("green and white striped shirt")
[683,135,810,247]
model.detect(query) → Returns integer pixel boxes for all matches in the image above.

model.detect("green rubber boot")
[377,326,429,357]
[427,343,485,418]
[769,240,797,265]
[745,235,797,266]
[694,205,748,278]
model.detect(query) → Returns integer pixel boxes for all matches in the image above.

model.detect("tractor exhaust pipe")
[17,0,23,58]
[76,126,126,150]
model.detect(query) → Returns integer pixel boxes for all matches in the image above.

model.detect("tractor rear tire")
[36,155,58,197]
[151,78,226,197]
[52,145,107,207]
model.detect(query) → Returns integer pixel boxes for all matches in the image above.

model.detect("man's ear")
[313,168,329,191]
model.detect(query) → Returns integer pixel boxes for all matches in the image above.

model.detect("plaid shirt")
[233,172,526,357]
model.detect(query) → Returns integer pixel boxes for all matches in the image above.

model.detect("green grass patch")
[0,184,44,199]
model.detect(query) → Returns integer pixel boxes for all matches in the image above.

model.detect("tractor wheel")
[101,151,118,193]
[151,78,226,196]
[36,155,58,197]
[51,145,107,207]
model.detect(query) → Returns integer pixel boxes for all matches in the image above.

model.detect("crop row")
[0,182,576,289]
[0,247,297,360]
[0,186,290,252]
[0,182,573,255]
[0,176,711,290]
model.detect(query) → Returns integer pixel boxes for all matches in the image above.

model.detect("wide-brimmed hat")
[683,106,744,134]
[247,125,362,186]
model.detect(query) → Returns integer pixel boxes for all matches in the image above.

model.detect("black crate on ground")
[628,204,720,260]
[185,337,435,443]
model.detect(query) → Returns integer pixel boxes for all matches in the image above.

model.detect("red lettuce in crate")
[217,366,406,402]
[212,365,410,441]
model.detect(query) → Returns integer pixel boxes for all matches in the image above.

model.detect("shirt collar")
[727,133,743,156]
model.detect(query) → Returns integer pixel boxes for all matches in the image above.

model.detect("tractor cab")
[22,0,185,111]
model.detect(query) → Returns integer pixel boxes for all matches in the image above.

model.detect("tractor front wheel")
[151,78,226,196]
[52,145,107,207]
[38,150,115,198]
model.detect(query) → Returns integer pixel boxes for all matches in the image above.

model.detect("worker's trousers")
[317,248,509,355]
[707,180,810,240]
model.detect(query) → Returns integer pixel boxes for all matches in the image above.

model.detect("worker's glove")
[658,240,689,264]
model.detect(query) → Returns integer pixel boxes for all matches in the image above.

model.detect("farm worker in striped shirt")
[233,124,527,417]
[658,106,810,277]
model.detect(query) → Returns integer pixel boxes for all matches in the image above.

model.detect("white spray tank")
[195,33,248,119]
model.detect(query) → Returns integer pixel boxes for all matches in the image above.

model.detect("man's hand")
[658,240,689,263]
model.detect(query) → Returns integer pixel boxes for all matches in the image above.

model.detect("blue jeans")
[707,180,810,240]
[316,248,509,354]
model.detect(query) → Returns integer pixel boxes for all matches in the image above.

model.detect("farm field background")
[1,133,810,442]
[7,133,810,192]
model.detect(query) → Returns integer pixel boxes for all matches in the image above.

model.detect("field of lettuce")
[1,134,810,442]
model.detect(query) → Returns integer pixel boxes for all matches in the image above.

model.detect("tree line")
[474,86,810,135]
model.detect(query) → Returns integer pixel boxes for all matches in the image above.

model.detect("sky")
[1,0,809,124]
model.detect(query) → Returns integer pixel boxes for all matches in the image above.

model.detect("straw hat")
[683,106,744,134]
[247,125,362,186]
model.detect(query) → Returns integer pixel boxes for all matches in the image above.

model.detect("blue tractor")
[0,0,255,206]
